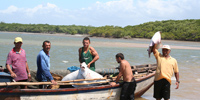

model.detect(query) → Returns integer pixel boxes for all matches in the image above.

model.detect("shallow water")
[0,32,200,100]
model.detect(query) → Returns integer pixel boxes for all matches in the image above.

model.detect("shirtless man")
[110,53,136,100]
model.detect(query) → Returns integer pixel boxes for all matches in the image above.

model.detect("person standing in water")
[110,53,136,100]
[78,37,99,71]
[152,44,180,100]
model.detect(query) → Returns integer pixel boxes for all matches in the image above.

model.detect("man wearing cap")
[6,37,31,89]
[152,44,180,100]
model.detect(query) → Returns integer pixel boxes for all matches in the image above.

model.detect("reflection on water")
[0,32,200,100]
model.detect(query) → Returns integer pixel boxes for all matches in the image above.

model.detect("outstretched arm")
[115,63,124,83]
[110,63,125,86]
[152,44,158,54]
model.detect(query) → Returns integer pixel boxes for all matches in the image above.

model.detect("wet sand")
[93,41,200,50]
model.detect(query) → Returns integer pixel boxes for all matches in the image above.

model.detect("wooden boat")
[0,64,157,100]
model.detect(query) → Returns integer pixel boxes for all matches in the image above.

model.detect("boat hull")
[0,72,155,100]
[0,72,13,82]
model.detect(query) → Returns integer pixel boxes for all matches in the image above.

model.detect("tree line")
[0,19,200,41]
[0,22,95,35]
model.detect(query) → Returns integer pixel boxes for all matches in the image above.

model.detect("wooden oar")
[59,81,110,85]
[0,78,110,86]
[58,78,107,83]
[0,80,110,86]
[111,73,148,79]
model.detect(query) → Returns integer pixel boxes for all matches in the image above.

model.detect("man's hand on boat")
[51,80,57,85]
[28,73,32,81]
[11,72,17,78]
[110,82,117,86]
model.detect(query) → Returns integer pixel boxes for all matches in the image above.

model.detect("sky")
[0,0,200,27]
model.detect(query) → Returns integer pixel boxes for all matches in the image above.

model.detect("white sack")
[62,62,103,87]
[148,31,162,58]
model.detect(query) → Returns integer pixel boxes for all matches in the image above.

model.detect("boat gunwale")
[0,71,155,95]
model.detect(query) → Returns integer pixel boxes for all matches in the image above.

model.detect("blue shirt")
[36,50,53,81]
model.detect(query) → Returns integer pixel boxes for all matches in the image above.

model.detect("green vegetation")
[0,22,95,35]
[89,19,200,41]
[1,19,200,41]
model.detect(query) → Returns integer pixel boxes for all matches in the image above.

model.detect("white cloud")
[0,5,18,14]
[0,3,63,17]
[77,0,137,25]
[0,0,200,26]
[93,0,135,12]
[46,3,57,8]
[25,3,62,16]
[137,0,200,19]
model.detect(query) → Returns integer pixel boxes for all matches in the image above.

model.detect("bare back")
[120,60,134,82]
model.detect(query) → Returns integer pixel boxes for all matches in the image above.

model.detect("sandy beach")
[95,41,200,50]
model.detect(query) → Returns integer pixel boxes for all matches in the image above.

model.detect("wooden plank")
[59,78,107,83]
[0,80,110,86]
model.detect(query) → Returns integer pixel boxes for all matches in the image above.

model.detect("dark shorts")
[120,79,137,100]
[17,79,28,89]
[17,79,28,82]
[154,79,170,99]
